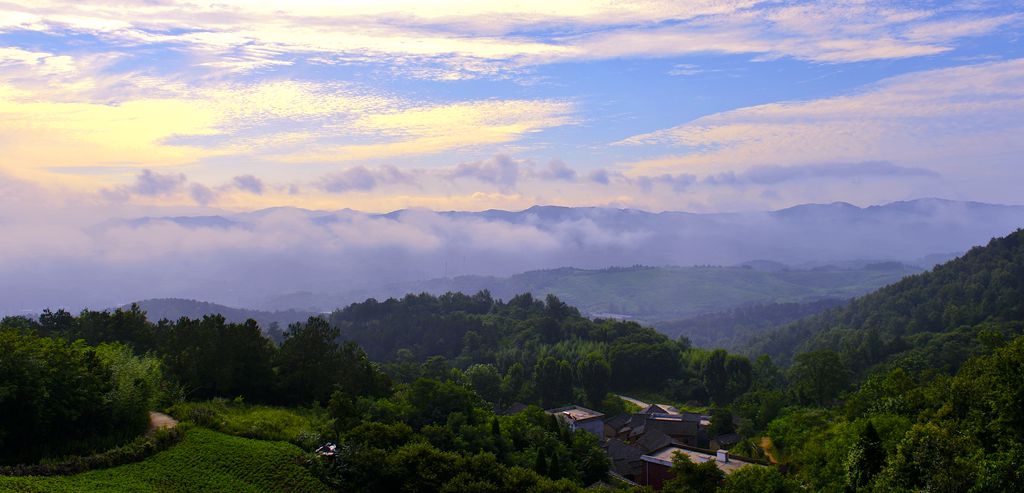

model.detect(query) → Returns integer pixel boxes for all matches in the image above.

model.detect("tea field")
[0,428,331,492]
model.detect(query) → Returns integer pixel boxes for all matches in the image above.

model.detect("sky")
[1,0,1023,214]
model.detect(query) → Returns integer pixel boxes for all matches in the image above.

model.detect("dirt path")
[148,411,179,434]
[615,394,650,409]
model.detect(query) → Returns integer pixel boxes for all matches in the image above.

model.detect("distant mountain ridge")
[260,262,923,324]
[4,198,1020,316]
[126,299,315,337]
[110,197,1024,230]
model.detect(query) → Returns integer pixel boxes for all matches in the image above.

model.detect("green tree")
[703,349,751,404]
[875,421,981,492]
[844,420,884,491]
[277,317,389,405]
[0,330,160,465]
[466,364,503,404]
[576,353,610,406]
[661,451,725,493]
[534,448,548,476]
[788,350,849,406]
[708,407,736,437]
[720,465,798,493]
[535,357,573,409]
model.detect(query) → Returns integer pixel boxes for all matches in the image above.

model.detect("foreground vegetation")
[0,428,330,493]
[167,399,327,448]
[2,229,1022,492]
[0,332,164,464]
[722,230,1024,491]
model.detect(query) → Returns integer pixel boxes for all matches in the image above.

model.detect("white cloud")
[0,1,1016,78]
[618,58,1024,178]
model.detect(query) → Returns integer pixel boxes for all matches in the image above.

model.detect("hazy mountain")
[127,298,315,332]
[264,263,923,324]
[1,198,1021,315]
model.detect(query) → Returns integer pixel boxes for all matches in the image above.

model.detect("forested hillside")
[271,263,921,323]
[5,229,1024,492]
[744,229,1024,373]
[701,229,1024,491]
[128,299,314,342]
[1,295,762,491]
[657,299,845,350]
[327,291,756,408]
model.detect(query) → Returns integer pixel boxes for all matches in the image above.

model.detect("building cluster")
[544,403,763,489]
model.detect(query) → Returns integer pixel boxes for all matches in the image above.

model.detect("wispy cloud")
[0,59,576,185]
[618,58,1024,175]
[1,1,1017,79]
[703,162,939,186]
[0,1,1020,213]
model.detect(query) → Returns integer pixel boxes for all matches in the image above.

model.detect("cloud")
[233,175,264,194]
[449,155,521,191]
[618,58,1024,177]
[669,64,705,76]
[323,99,576,161]
[636,173,698,192]
[535,159,577,181]
[588,169,610,185]
[0,63,576,187]
[703,162,939,186]
[189,183,218,205]
[132,170,186,196]
[103,169,187,201]
[0,1,1016,81]
[320,165,410,193]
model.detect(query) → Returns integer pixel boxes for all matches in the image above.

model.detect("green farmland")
[0,428,330,493]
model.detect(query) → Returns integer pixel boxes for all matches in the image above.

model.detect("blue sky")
[1,0,1023,213]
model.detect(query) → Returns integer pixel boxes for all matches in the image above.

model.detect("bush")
[0,331,164,465]
[167,399,328,448]
[0,426,185,477]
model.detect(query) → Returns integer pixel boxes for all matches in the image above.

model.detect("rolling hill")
[267,262,923,325]
[742,228,1024,371]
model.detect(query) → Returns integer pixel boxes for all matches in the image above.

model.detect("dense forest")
[3,229,1024,492]
[0,293,758,491]
[744,229,1024,372]
[266,262,920,322]
[657,299,845,350]
[720,229,1024,491]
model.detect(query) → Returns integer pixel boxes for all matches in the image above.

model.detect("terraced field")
[0,429,330,492]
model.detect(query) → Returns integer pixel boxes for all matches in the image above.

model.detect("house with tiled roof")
[546,405,605,439]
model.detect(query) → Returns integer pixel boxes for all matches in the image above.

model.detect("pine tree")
[534,448,548,476]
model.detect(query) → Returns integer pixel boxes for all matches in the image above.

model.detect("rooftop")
[641,445,763,475]
[546,405,605,422]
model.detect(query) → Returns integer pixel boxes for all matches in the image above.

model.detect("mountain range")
[2,198,1021,315]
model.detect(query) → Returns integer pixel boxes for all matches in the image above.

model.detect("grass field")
[0,428,331,493]
[167,399,328,447]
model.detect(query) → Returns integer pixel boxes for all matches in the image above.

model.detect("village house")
[545,405,605,439]
[603,403,735,483]
[640,445,767,489]
[605,405,710,448]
